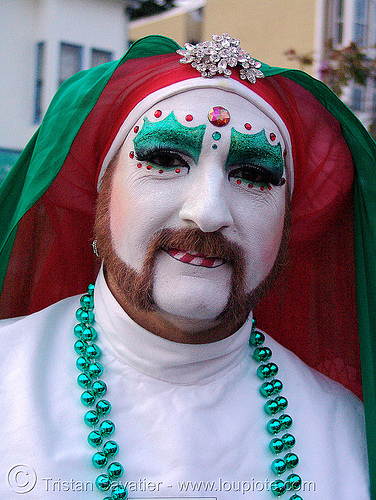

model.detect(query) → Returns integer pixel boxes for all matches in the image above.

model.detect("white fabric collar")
[93,267,251,385]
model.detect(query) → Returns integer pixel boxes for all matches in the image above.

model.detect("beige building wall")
[203,0,318,72]
[129,12,188,45]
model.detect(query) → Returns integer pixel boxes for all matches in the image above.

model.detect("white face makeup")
[109,88,288,328]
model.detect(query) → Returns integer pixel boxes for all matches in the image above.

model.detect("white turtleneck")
[0,268,370,499]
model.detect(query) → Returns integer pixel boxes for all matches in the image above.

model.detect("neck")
[106,271,247,344]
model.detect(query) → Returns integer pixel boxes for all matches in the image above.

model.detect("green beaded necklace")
[74,284,303,499]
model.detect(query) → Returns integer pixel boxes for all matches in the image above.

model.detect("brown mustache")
[145,227,243,264]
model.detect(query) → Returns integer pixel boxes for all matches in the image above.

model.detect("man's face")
[100,88,288,337]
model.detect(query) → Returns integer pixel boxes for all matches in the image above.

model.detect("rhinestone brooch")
[177,33,264,84]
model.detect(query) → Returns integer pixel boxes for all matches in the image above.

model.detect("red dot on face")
[154,110,162,118]
[270,133,276,141]
[244,123,252,130]
[268,185,272,190]
[185,114,193,122]
[159,169,163,174]
[134,126,139,133]
[175,168,180,173]
[147,165,152,170]
[248,183,253,189]
[260,186,265,191]
[129,151,134,159]
[236,179,242,185]
[281,177,286,186]
[137,163,142,168]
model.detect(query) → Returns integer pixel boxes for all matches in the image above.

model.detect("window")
[90,49,113,68]
[369,0,376,47]
[333,0,344,45]
[354,0,369,46]
[34,41,45,123]
[351,84,366,111]
[59,43,83,86]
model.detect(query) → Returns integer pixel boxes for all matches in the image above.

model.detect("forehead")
[132,88,284,143]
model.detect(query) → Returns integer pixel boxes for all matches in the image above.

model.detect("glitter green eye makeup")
[133,112,206,164]
[226,128,284,186]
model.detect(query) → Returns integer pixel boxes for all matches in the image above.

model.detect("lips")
[164,248,226,268]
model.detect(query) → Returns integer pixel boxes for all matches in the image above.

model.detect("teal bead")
[249,330,265,346]
[275,396,288,411]
[251,317,257,330]
[257,364,271,379]
[76,356,89,372]
[286,474,302,490]
[74,339,87,355]
[84,410,99,426]
[74,323,85,338]
[272,379,283,394]
[111,485,128,499]
[88,362,103,377]
[271,479,286,496]
[92,380,107,396]
[81,326,97,341]
[103,440,119,457]
[88,430,103,447]
[97,399,111,415]
[81,390,96,406]
[282,433,296,450]
[77,373,92,388]
[92,452,108,468]
[260,382,275,397]
[87,283,95,295]
[268,362,279,376]
[264,399,279,415]
[271,458,287,475]
[284,452,299,469]
[100,420,115,436]
[289,495,303,500]
[253,346,272,362]
[279,414,293,429]
[80,294,94,310]
[267,418,283,434]
[86,344,101,359]
[269,438,284,454]
[76,308,94,324]
[108,461,124,479]
[95,474,111,491]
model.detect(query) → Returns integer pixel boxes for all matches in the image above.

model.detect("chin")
[152,282,230,323]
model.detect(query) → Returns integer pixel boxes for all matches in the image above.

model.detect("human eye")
[135,147,190,174]
[228,164,283,189]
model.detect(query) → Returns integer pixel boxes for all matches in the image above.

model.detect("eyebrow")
[133,112,206,163]
[226,128,284,178]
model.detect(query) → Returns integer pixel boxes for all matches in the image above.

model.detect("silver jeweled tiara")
[177,33,264,84]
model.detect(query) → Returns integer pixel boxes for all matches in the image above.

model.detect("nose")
[179,172,234,232]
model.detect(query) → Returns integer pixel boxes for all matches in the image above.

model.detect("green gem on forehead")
[226,128,284,179]
[133,111,206,163]
[212,131,221,141]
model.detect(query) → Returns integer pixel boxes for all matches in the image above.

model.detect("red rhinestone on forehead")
[129,151,134,159]
[244,123,252,130]
[154,110,162,118]
[185,114,193,122]
[270,133,276,141]
[208,106,230,127]
[134,126,139,133]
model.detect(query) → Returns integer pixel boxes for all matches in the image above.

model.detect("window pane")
[59,43,82,85]
[91,49,113,68]
[34,41,45,123]
[352,86,365,111]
